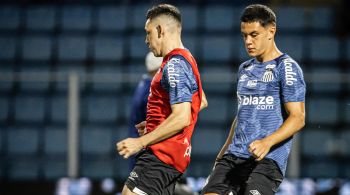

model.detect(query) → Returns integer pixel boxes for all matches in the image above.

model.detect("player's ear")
[156,25,162,38]
[268,24,276,40]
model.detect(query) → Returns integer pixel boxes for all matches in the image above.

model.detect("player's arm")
[216,116,237,161]
[200,89,208,111]
[249,101,305,161]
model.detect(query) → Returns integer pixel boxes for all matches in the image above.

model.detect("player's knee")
[122,185,136,195]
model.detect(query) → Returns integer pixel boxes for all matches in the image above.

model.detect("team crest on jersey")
[262,64,275,82]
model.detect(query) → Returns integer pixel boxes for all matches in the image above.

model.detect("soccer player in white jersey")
[201,4,306,195]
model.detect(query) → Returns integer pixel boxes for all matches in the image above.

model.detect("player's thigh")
[122,185,137,195]
[243,172,281,195]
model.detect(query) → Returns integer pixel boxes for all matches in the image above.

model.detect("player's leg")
[121,185,138,195]
[242,159,283,195]
[124,149,182,195]
[201,154,249,195]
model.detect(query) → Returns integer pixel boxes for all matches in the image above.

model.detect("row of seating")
[0,5,334,32]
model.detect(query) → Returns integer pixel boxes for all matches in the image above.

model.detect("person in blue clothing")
[128,51,163,171]
[201,4,306,195]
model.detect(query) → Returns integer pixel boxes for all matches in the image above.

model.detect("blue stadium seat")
[347,38,350,61]
[345,98,350,124]
[302,160,338,178]
[309,7,333,31]
[44,127,67,154]
[0,97,8,122]
[43,158,66,179]
[129,34,148,59]
[202,36,232,61]
[58,35,88,61]
[182,35,198,57]
[309,66,341,93]
[93,35,123,61]
[7,127,39,155]
[81,126,113,154]
[22,35,52,60]
[55,63,86,91]
[97,6,127,32]
[187,160,213,178]
[275,7,305,32]
[86,95,119,123]
[61,6,91,31]
[0,36,16,60]
[310,36,339,61]
[8,158,39,180]
[191,127,224,156]
[50,96,67,123]
[116,125,129,142]
[91,64,122,92]
[307,98,338,125]
[81,159,114,178]
[301,129,333,157]
[25,6,56,31]
[199,95,231,123]
[201,66,234,93]
[276,35,304,61]
[0,6,20,31]
[203,6,234,31]
[0,65,14,92]
[130,4,152,31]
[178,6,198,32]
[340,130,350,157]
[14,95,45,123]
[19,65,50,92]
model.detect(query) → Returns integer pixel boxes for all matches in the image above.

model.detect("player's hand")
[116,138,144,159]
[248,139,273,161]
[135,121,147,136]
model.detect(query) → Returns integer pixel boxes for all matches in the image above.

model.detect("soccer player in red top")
[116,4,208,195]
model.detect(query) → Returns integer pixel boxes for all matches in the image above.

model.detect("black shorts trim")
[125,149,182,195]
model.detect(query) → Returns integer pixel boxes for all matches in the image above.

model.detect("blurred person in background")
[201,4,306,195]
[128,52,162,172]
[117,4,207,195]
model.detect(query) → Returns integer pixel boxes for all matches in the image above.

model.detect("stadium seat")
[177,6,198,32]
[50,96,67,123]
[14,95,45,123]
[81,159,114,178]
[44,126,67,155]
[91,64,122,92]
[203,6,234,31]
[19,65,50,92]
[0,97,8,122]
[347,37,350,61]
[58,35,88,61]
[345,99,350,124]
[129,34,149,59]
[307,98,338,125]
[202,36,232,61]
[55,63,86,91]
[302,160,338,178]
[309,66,341,93]
[301,129,333,157]
[0,64,14,92]
[85,95,119,123]
[97,6,127,32]
[130,4,152,31]
[191,127,224,156]
[275,7,305,32]
[8,158,39,180]
[61,6,92,31]
[309,36,339,61]
[199,95,232,123]
[340,130,350,157]
[0,36,16,60]
[22,35,52,61]
[201,66,234,93]
[43,158,66,179]
[81,126,113,155]
[93,35,124,61]
[0,6,20,31]
[187,159,213,178]
[25,6,56,31]
[7,127,39,155]
[276,35,304,61]
[182,35,198,57]
[309,7,333,31]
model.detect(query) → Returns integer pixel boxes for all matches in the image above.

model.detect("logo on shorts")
[128,171,138,181]
[250,190,261,195]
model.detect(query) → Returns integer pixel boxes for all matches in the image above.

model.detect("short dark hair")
[240,4,276,27]
[146,4,181,24]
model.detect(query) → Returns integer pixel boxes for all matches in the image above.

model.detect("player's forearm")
[217,117,237,160]
[139,112,190,147]
[264,113,305,147]
[199,90,208,111]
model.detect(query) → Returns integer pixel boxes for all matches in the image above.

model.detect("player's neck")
[162,36,184,57]
[256,42,282,63]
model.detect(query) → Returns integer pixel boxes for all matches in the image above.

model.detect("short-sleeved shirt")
[227,53,306,175]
